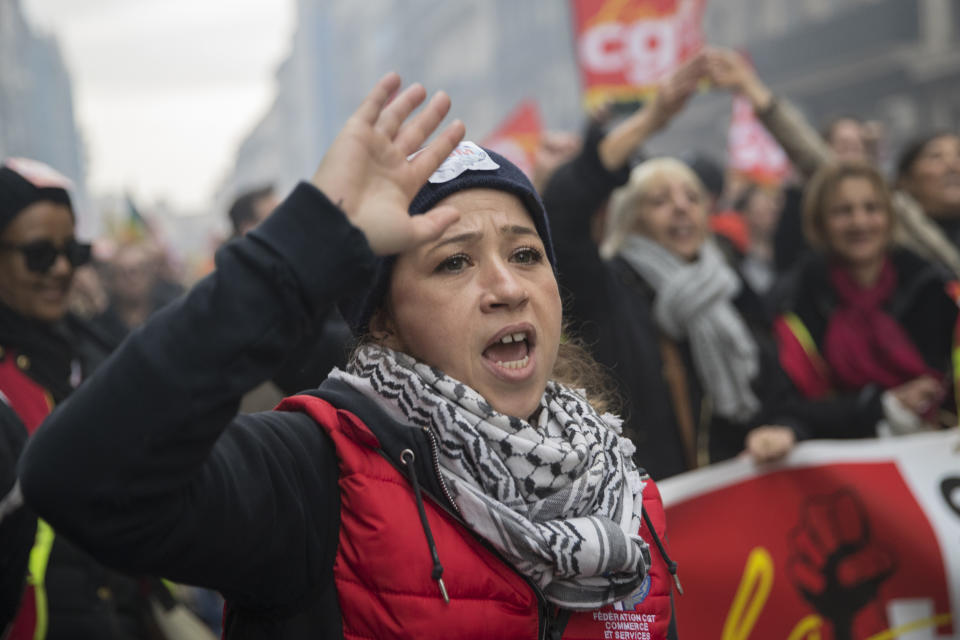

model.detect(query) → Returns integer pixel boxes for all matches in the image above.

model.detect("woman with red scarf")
[773,161,959,438]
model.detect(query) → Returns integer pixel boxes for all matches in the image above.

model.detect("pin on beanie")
[339,141,556,335]
[0,158,74,235]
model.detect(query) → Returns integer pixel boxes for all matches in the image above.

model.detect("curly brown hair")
[552,330,622,416]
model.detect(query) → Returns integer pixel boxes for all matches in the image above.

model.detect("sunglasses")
[0,238,92,273]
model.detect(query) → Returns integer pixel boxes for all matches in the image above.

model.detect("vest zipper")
[532,581,550,640]
[400,448,450,604]
[421,426,461,517]
[544,606,573,640]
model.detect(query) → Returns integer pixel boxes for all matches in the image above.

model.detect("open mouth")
[482,326,536,371]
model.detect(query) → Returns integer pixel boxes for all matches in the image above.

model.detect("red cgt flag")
[482,100,543,180]
[571,0,706,109]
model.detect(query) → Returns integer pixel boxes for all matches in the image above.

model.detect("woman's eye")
[436,254,471,273]
[512,246,543,265]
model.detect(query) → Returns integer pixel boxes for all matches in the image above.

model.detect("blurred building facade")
[221,0,580,204]
[226,0,960,199]
[0,0,88,228]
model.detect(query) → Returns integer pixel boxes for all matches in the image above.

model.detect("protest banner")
[727,93,791,185]
[658,430,960,639]
[482,100,543,179]
[571,0,706,109]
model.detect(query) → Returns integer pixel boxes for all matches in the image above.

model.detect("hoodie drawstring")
[400,448,450,603]
[642,507,683,595]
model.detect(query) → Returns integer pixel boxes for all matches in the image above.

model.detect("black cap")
[0,158,73,235]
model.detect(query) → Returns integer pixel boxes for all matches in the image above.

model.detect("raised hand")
[703,47,752,91]
[311,73,466,256]
[597,53,706,170]
[647,51,705,130]
[703,47,772,111]
[788,489,896,640]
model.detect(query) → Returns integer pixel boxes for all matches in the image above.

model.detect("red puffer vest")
[277,394,677,640]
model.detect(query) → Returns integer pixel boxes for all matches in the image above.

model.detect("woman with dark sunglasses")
[0,158,161,639]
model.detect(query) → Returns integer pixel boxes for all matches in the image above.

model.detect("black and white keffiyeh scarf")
[328,344,651,610]
[618,234,761,423]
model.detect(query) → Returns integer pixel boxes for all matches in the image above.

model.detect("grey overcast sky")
[22,0,295,211]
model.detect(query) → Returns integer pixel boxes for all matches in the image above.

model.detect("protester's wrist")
[248,182,376,314]
[598,109,657,171]
[743,77,773,113]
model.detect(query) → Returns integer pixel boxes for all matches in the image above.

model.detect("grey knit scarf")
[329,344,651,610]
[618,235,760,422]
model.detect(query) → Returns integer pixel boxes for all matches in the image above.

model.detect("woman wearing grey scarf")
[616,232,761,423]
[602,157,799,464]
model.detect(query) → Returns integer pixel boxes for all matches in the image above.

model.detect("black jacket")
[542,132,803,480]
[770,249,958,438]
[0,401,34,629]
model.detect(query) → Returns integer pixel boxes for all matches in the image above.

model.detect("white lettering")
[580,23,625,73]
[605,621,641,630]
[610,632,651,640]
[624,19,675,84]
[580,19,684,85]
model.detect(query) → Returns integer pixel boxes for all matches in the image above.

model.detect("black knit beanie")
[0,158,74,235]
[339,141,556,335]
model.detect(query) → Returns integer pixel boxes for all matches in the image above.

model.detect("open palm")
[311,73,466,256]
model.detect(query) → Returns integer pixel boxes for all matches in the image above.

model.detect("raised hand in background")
[597,51,707,171]
[703,46,773,112]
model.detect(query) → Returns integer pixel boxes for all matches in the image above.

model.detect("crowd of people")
[0,45,957,640]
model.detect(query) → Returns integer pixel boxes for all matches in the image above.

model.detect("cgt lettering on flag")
[572,0,706,109]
